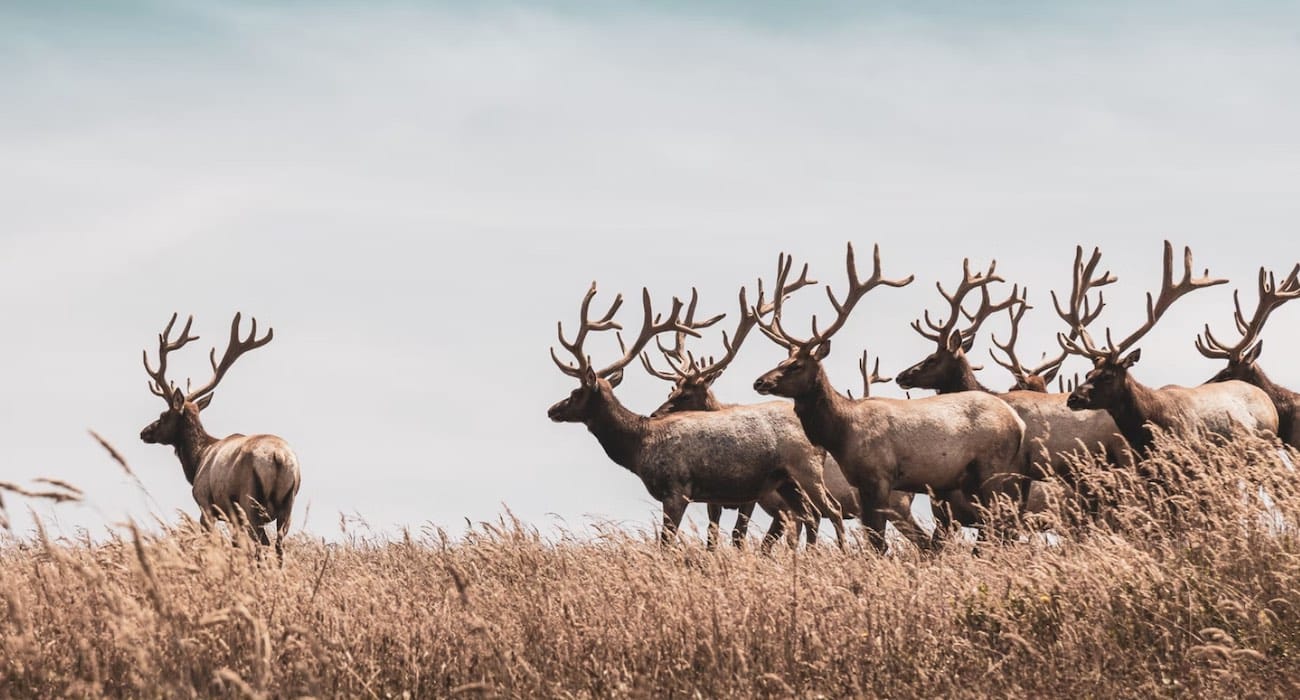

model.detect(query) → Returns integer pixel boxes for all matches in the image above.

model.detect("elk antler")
[1195,264,1300,362]
[758,243,913,350]
[551,282,698,381]
[1058,242,1221,361]
[143,313,200,400]
[910,258,1014,349]
[186,313,275,402]
[857,349,891,398]
[551,282,626,378]
[989,285,1102,388]
[646,287,724,377]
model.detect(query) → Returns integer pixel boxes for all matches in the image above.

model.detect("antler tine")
[988,299,1031,381]
[856,349,892,398]
[1108,241,1227,356]
[596,289,700,378]
[1195,263,1300,362]
[550,282,625,377]
[143,313,199,400]
[186,313,275,402]
[693,286,761,382]
[756,252,818,349]
[961,283,1024,343]
[910,256,1001,346]
[1050,245,1118,361]
[810,243,914,345]
[638,350,684,382]
[661,287,725,363]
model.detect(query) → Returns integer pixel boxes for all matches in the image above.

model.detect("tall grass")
[2,431,1299,698]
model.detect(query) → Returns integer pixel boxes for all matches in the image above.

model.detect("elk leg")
[856,480,890,553]
[882,490,931,552]
[275,516,291,564]
[804,517,820,546]
[731,502,755,549]
[774,480,816,548]
[801,480,846,550]
[660,496,688,547]
[761,511,788,554]
[706,503,723,551]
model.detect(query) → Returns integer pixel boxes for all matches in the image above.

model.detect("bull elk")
[139,313,302,559]
[547,283,846,548]
[752,244,1028,551]
[1195,264,1300,447]
[1059,242,1279,454]
[892,253,1130,521]
[639,279,928,550]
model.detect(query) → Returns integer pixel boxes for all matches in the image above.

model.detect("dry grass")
[3,431,1300,698]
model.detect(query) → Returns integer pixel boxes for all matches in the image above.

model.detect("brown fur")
[549,368,847,548]
[754,342,1028,551]
[141,389,301,559]
[1069,351,1279,454]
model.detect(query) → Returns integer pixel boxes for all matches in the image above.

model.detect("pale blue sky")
[2,2,1299,540]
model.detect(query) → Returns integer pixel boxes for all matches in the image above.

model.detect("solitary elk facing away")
[1196,264,1300,447]
[640,279,929,550]
[753,244,1028,550]
[547,283,845,548]
[139,313,302,559]
[1059,242,1278,454]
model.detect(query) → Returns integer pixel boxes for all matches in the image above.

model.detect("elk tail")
[270,450,301,521]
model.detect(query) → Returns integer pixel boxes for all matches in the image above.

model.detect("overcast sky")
[2,1,1299,541]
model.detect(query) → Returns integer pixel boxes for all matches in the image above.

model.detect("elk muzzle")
[139,423,161,444]
[753,373,779,395]
[547,398,577,423]
[1065,386,1093,411]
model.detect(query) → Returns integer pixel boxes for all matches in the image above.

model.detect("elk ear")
[196,394,214,411]
[582,366,599,387]
[1244,341,1263,364]
[169,387,186,412]
[1119,349,1141,368]
[960,333,975,353]
[1040,365,1061,384]
[812,341,831,360]
[605,369,624,388]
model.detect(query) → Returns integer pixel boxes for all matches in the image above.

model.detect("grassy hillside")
[2,431,1299,698]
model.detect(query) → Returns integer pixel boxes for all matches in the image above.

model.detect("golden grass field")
[3,431,1300,698]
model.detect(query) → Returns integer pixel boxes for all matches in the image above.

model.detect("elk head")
[895,258,1020,391]
[1059,242,1225,411]
[753,244,913,398]
[1195,265,1300,384]
[548,283,696,423]
[140,312,273,446]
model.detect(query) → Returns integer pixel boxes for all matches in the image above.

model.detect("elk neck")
[582,391,651,475]
[173,413,219,485]
[788,365,854,458]
[1105,374,1160,454]
[1243,365,1299,444]
[942,359,992,394]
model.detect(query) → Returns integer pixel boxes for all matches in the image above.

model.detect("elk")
[898,251,1133,481]
[752,244,1028,550]
[1059,242,1279,454]
[639,280,929,550]
[547,283,847,548]
[139,313,302,559]
[1195,264,1300,447]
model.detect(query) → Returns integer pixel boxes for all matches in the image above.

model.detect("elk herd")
[548,241,1299,552]
[127,239,1296,559]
